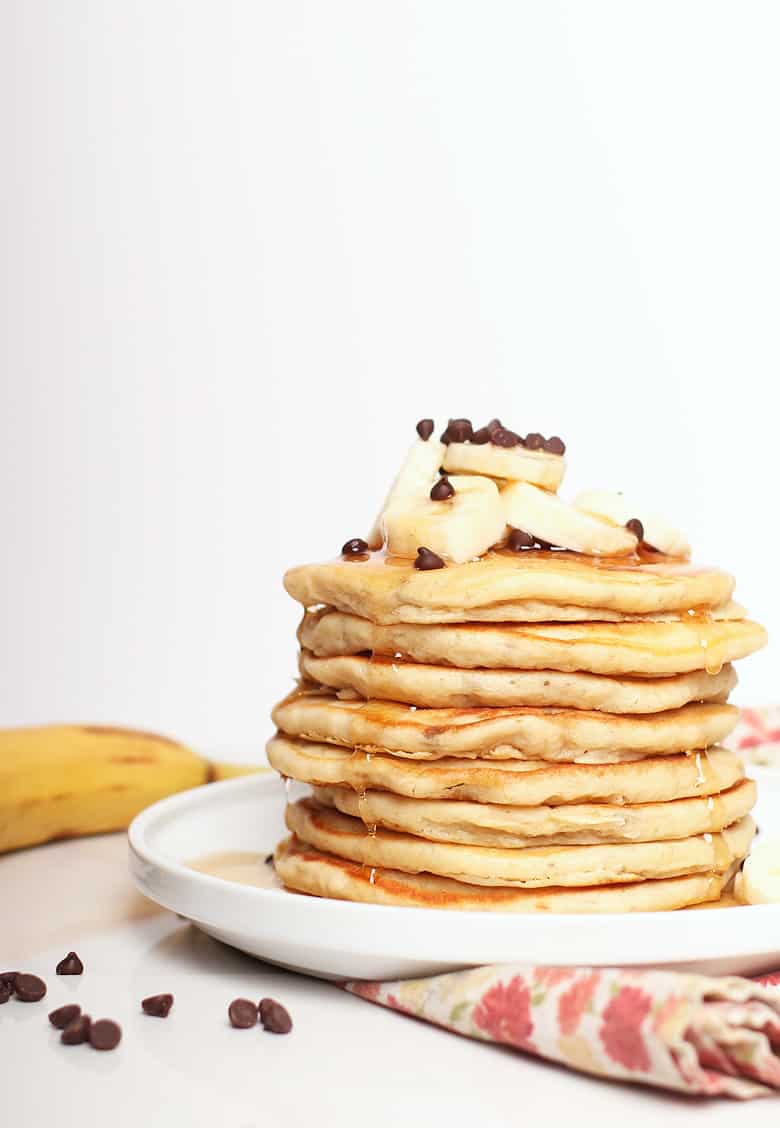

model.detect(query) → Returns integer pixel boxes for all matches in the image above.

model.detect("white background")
[1,1,778,750]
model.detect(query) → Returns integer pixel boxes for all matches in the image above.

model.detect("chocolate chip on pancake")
[430,477,455,501]
[441,418,473,444]
[625,518,645,542]
[470,426,490,444]
[414,547,445,571]
[544,435,566,455]
[415,418,434,441]
[507,528,535,551]
[341,538,369,557]
[524,431,545,450]
[492,427,521,448]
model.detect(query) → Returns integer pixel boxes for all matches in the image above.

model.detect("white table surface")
[2,834,778,1127]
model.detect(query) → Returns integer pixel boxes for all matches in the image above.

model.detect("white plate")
[128,774,780,981]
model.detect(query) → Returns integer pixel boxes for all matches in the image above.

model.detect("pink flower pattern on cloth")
[344,966,780,1098]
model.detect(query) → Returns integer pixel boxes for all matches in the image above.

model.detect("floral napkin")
[345,965,780,1099]
[344,707,780,1100]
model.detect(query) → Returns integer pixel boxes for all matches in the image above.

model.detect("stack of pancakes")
[269,550,766,912]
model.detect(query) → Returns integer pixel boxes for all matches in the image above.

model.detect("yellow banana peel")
[0,724,267,854]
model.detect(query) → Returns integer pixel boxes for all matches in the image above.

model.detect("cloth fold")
[344,966,780,1099]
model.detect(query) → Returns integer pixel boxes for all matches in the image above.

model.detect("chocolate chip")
[470,426,490,445]
[61,1014,91,1045]
[543,435,565,455]
[49,1004,81,1030]
[228,998,258,1029]
[625,518,644,542]
[415,419,434,441]
[414,547,445,571]
[56,952,84,976]
[524,432,544,450]
[14,974,47,1002]
[0,972,18,992]
[492,427,521,448]
[341,538,369,557]
[535,538,554,550]
[507,529,535,551]
[0,984,10,1005]
[486,418,503,436]
[89,1019,122,1051]
[142,994,174,1018]
[258,997,293,1034]
[443,418,473,444]
[265,853,274,865]
[430,477,455,501]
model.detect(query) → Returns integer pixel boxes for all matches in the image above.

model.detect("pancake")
[274,835,738,912]
[299,651,737,712]
[266,736,745,805]
[273,689,738,761]
[285,798,754,887]
[300,610,766,677]
[284,551,736,624]
[312,778,757,847]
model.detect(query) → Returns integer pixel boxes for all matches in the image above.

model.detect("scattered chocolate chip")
[625,518,644,542]
[543,435,566,455]
[415,419,434,441]
[414,547,445,571]
[14,974,47,1002]
[228,998,258,1029]
[430,477,455,501]
[56,952,84,976]
[507,529,535,551]
[470,426,490,444]
[89,1019,122,1051]
[492,427,521,448]
[49,1004,82,1030]
[0,984,10,1005]
[341,538,369,557]
[443,418,473,444]
[265,853,274,865]
[142,993,174,1018]
[61,1014,91,1045]
[524,432,544,450]
[0,972,18,992]
[258,998,293,1034]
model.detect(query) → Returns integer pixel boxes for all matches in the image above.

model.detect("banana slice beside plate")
[573,489,690,558]
[384,474,506,564]
[367,437,446,549]
[736,838,780,904]
[443,442,565,491]
[502,482,638,556]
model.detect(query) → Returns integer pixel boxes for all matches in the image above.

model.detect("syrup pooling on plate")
[269,416,766,911]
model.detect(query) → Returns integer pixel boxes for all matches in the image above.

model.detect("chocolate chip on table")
[341,538,369,557]
[430,477,455,501]
[470,426,490,444]
[625,517,644,542]
[14,974,47,1002]
[492,427,521,448]
[0,972,18,992]
[89,1019,122,1051]
[415,418,434,441]
[524,431,545,450]
[61,1014,91,1045]
[414,547,445,571]
[0,984,10,1005]
[543,435,565,455]
[258,997,292,1035]
[228,998,258,1029]
[49,1004,82,1029]
[507,528,535,551]
[56,952,84,976]
[142,994,174,1018]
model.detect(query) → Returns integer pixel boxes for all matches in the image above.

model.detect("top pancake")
[284,550,736,625]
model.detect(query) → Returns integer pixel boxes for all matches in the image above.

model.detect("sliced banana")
[384,475,506,564]
[502,482,638,556]
[367,437,446,549]
[737,838,780,904]
[573,489,690,558]
[443,442,565,491]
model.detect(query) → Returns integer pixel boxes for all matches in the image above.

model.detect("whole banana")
[0,724,264,854]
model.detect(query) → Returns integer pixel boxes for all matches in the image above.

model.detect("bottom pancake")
[311,778,757,848]
[274,835,740,913]
[285,798,754,888]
